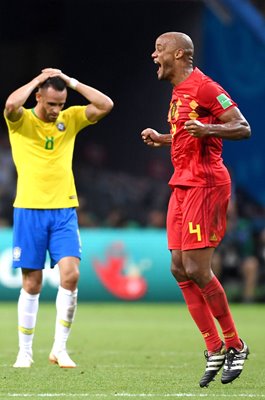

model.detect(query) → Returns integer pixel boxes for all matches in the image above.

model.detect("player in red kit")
[141,32,251,387]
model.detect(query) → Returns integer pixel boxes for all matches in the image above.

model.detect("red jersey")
[168,67,236,187]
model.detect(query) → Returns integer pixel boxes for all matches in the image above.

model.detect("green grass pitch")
[0,302,264,399]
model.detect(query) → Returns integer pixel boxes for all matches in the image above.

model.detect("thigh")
[182,184,231,251]
[12,208,48,270]
[49,208,82,267]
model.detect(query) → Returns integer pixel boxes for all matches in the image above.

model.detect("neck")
[171,65,194,87]
[33,106,46,122]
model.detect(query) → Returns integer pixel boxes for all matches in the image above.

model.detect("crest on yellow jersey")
[56,122,66,131]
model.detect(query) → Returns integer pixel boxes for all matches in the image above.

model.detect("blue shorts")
[12,208,82,270]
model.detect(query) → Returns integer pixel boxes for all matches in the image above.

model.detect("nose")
[52,105,62,113]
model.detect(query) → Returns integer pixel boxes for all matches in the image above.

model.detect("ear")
[35,91,41,102]
[175,48,185,60]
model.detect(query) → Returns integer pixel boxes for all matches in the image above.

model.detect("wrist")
[68,78,79,90]
[33,78,40,87]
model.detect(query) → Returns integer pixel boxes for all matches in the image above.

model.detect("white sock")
[52,286,78,354]
[17,288,40,356]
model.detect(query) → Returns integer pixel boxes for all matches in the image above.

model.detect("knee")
[22,269,42,294]
[170,253,187,281]
[184,262,211,286]
[184,263,199,281]
[61,268,80,290]
[171,262,180,279]
[171,253,196,281]
[23,281,42,294]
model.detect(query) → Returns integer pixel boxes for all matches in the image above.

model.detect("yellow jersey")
[5,106,95,208]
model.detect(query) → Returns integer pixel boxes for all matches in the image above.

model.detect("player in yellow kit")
[4,67,114,368]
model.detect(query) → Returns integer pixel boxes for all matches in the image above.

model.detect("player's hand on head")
[41,68,62,74]
[58,72,71,85]
[39,68,63,82]
[35,71,56,85]
[42,70,71,86]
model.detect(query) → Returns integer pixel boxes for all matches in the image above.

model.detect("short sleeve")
[198,80,237,118]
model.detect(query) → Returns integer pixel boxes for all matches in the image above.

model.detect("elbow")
[239,121,251,140]
[243,124,251,139]
[103,97,114,114]
[106,98,114,113]
[5,99,16,114]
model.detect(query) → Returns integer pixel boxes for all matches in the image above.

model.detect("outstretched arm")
[4,68,61,122]
[184,107,251,140]
[141,128,172,147]
[56,70,114,123]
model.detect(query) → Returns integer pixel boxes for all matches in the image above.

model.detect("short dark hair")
[40,76,67,91]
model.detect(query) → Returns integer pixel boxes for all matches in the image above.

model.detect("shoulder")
[197,70,228,97]
[60,106,87,120]
[61,105,86,115]
[4,107,30,127]
[197,73,234,105]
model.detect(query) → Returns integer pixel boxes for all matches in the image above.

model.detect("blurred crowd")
[1,134,265,302]
[212,193,265,303]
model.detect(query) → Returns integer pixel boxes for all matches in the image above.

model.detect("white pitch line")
[5,393,265,398]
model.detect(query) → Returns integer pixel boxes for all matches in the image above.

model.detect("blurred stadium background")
[0,0,265,303]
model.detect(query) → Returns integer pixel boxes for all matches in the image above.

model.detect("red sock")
[200,276,241,350]
[178,280,222,353]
